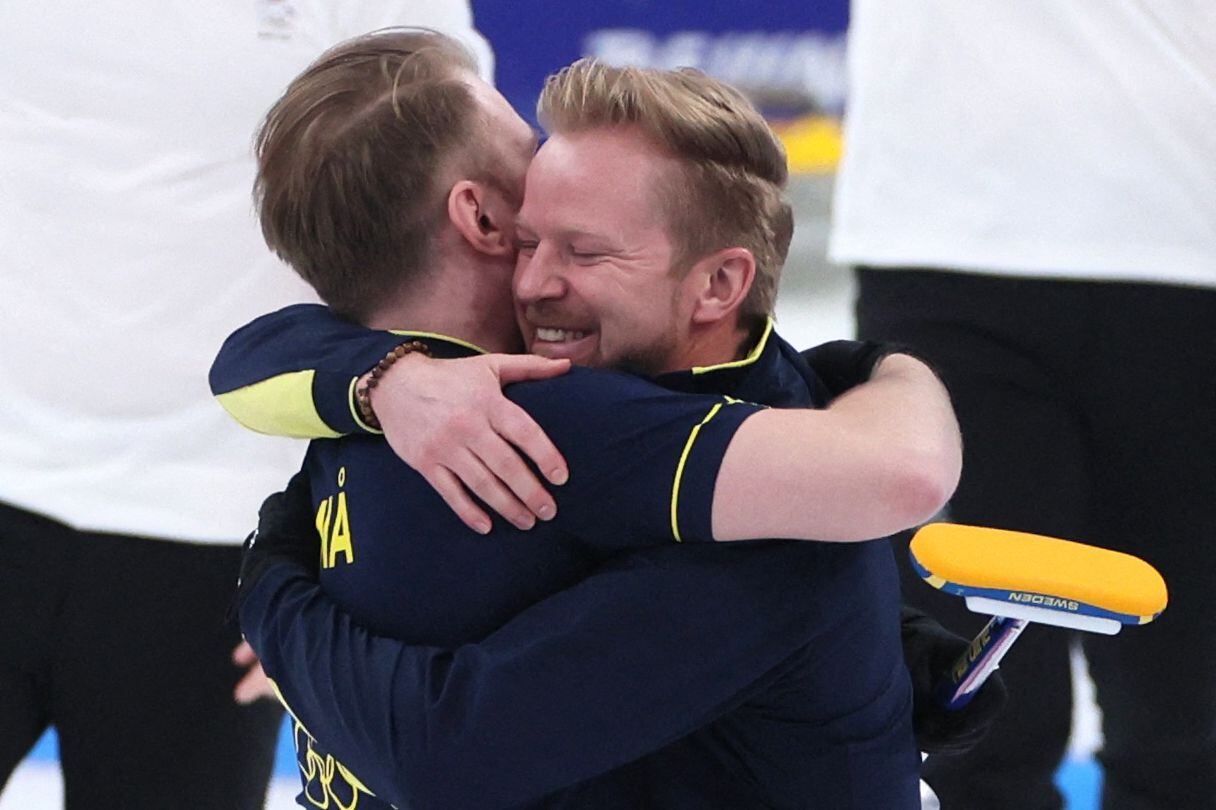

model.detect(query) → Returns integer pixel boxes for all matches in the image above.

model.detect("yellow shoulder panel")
[215,370,342,439]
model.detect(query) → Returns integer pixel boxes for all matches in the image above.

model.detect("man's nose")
[514,243,566,302]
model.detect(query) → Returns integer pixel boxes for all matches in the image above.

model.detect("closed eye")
[570,250,609,264]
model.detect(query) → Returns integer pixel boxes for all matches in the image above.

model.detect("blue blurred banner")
[472,0,850,172]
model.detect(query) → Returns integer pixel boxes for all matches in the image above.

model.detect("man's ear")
[688,247,756,325]
[447,180,514,258]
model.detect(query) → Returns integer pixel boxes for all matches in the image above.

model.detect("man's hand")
[366,353,572,534]
[234,470,319,616]
[901,606,1008,755]
[232,640,276,704]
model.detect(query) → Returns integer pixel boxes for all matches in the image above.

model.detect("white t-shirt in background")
[0,1,492,542]
[830,0,1216,288]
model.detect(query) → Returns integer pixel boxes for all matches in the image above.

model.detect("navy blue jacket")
[215,305,920,809]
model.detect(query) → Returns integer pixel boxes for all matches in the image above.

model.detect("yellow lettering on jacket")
[315,497,333,571]
[319,467,355,570]
[327,491,354,568]
[294,719,376,809]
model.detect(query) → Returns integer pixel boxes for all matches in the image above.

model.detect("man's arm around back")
[714,354,961,542]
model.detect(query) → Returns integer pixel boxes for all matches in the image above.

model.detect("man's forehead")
[523,130,672,211]
[533,128,664,172]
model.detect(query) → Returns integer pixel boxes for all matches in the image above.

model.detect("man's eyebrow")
[564,229,627,251]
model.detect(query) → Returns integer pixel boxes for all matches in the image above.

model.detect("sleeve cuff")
[671,401,764,543]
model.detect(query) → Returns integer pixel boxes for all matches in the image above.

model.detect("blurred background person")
[830,2,1216,808]
[0,3,490,809]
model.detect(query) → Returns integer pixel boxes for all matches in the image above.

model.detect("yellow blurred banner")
[773,115,843,175]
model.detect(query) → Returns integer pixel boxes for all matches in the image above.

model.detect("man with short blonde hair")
[538,59,792,327]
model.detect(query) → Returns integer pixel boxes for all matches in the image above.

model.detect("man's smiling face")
[511,127,700,374]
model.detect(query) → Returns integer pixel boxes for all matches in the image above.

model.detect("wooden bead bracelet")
[354,340,432,431]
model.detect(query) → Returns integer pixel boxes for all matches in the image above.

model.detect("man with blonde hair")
[0,7,488,810]
[215,38,977,808]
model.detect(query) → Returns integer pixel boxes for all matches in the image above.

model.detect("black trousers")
[0,500,283,810]
[856,268,1216,810]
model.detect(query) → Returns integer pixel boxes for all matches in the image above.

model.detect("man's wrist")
[355,341,432,430]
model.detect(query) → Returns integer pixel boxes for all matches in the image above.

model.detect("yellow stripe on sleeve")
[215,370,342,439]
[669,403,725,543]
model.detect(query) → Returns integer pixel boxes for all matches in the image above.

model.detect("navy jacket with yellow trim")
[216,304,919,810]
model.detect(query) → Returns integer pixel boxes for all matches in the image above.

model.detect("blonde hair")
[255,29,480,320]
[538,59,793,325]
